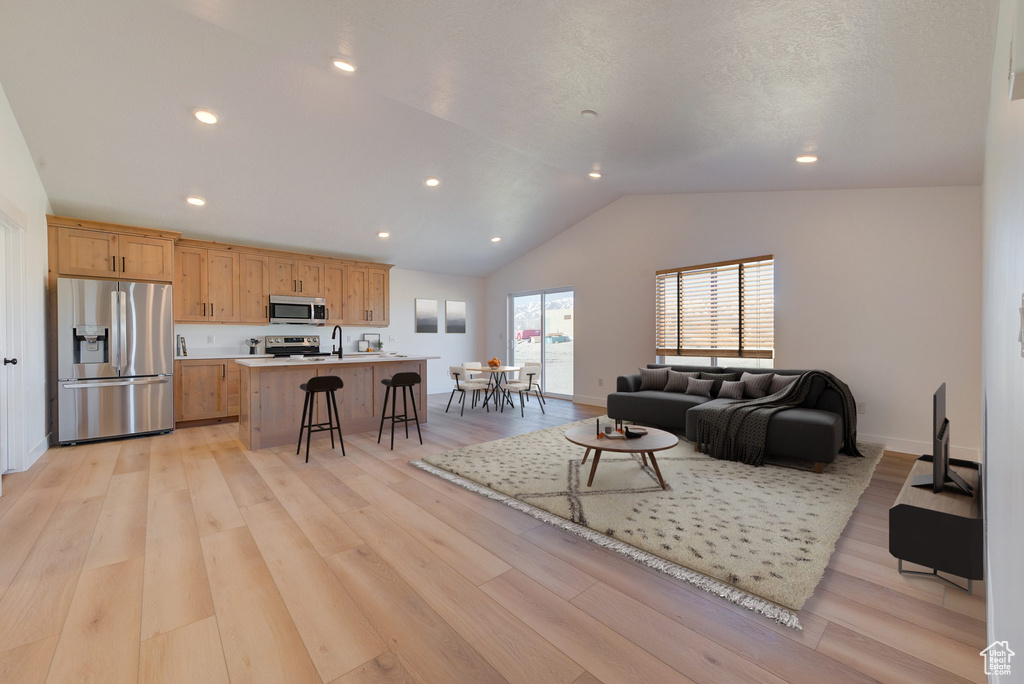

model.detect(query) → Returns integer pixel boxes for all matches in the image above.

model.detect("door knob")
[3,358,17,365]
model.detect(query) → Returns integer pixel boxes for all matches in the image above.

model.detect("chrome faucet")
[331,325,344,359]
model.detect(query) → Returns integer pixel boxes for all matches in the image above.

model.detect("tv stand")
[889,456,983,593]
[910,455,974,496]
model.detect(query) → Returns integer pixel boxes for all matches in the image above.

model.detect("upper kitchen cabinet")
[324,261,346,324]
[345,264,391,326]
[51,217,178,282]
[119,234,174,281]
[239,253,270,323]
[57,228,119,277]
[269,257,325,297]
[173,245,240,322]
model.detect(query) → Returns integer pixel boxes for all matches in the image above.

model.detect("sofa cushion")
[718,380,745,399]
[686,378,714,397]
[768,372,799,395]
[606,390,711,429]
[700,372,738,397]
[740,371,773,398]
[638,367,670,391]
[685,402,842,464]
[664,370,699,393]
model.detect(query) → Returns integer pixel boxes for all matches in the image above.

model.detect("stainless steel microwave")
[269,295,327,325]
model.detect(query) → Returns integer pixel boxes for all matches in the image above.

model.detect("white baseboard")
[573,395,607,408]
[26,433,50,470]
[858,433,980,462]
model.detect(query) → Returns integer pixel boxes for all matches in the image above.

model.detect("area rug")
[412,418,884,629]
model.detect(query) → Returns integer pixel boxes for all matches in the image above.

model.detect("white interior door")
[0,227,7,496]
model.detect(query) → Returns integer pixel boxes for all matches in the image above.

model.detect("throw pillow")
[768,373,799,395]
[664,370,699,393]
[718,380,745,399]
[740,372,774,399]
[699,371,739,397]
[686,378,714,397]
[638,367,670,391]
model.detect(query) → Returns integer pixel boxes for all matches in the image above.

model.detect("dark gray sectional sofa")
[607,364,845,468]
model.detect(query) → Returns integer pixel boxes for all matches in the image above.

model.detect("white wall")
[0,82,50,468]
[982,0,1024,668]
[485,187,983,458]
[177,267,485,395]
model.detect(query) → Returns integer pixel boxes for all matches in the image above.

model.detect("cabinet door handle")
[293,279,297,292]
[299,280,303,293]
[223,364,226,378]
[122,256,126,271]
[203,302,206,316]
[112,256,116,272]
[265,305,268,318]
[210,301,214,318]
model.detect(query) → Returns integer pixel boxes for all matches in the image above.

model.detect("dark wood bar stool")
[377,371,422,449]
[296,375,346,463]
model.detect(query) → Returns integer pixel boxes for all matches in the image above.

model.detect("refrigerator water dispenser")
[73,325,109,365]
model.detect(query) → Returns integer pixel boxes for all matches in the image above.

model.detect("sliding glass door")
[509,288,574,398]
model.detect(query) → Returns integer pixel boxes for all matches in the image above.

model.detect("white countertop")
[175,353,273,360]
[235,355,439,368]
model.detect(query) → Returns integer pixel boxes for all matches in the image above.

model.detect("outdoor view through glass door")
[509,289,574,398]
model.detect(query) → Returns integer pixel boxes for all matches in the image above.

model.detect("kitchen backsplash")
[175,323,396,356]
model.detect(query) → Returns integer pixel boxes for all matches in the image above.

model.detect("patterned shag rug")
[413,418,884,629]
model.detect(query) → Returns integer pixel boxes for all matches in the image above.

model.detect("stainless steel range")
[264,335,329,357]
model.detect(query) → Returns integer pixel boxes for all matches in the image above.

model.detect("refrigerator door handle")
[61,376,170,389]
[110,290,121,373]
[118,290,128,372]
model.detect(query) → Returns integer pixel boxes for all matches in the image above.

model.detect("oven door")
[269,295,326,325]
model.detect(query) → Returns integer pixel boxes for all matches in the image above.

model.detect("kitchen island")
[235,355,439,451]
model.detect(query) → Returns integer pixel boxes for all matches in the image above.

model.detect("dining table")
[477,365,520,412]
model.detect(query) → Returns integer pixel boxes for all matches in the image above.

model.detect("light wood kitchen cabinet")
[207,250,240,322]
[324,262,347,323]
[227,360,241,417]
[345,264,389,326]
[345,265,368,324]
[57,228,120,277]
[368,266,389,325]
[55,226,175,281]
[239,253,270,323]
[269,257,325,296]
[173,246,240,322]
[119,234,174,281]
[174,359,229,422]
[173,246,208,322]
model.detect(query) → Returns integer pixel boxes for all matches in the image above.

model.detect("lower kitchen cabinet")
[174,359,241,423]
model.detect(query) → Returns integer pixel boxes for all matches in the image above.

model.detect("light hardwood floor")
[0,395,987,683]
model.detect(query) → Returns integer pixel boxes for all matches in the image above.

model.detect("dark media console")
[889,455,983,593]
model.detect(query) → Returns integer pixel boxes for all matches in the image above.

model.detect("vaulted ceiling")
[0,0,998,276]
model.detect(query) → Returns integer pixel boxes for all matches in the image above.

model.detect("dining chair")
[505,362,545,416]
[446,366,490,417]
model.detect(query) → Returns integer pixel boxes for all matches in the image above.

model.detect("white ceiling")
[0,0,998,276]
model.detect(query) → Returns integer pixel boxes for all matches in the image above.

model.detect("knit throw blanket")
[694,370,863,466]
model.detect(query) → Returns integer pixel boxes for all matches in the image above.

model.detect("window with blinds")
[655,255,774,359]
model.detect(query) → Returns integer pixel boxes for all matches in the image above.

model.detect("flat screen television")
[911,383,972,496]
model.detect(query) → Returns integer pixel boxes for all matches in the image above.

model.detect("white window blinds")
[655,255,774,359]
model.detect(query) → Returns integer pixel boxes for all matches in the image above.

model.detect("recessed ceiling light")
[186,196,205,206]
[377,231,390,238]
[588,171,602,178]
[491,236,501,243]
[332,59,356,72]
[194,110,217,125]
[796,155,818,163]
[425,177,440,187]
[581,110,598,119]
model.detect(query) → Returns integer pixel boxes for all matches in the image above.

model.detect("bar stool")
[296,375,346,463]
[377,372,422,449]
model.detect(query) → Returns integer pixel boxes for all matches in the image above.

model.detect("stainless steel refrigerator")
[56,277,174,444]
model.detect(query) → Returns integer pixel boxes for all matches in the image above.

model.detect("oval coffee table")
[564,425,678,490]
